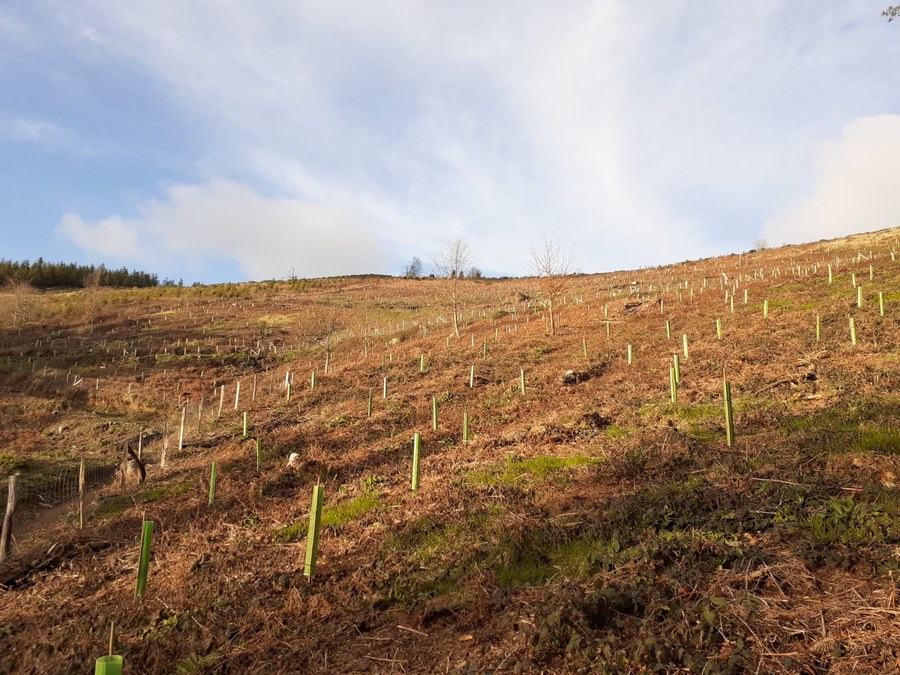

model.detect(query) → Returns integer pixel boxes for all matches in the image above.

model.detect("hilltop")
[0,229,899,674]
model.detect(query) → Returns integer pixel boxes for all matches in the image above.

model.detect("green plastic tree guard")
[135,520,154,598]
[94,655,123,675]
[304,484,324,580]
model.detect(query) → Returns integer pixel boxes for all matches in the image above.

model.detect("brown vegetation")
[0,230,899,673]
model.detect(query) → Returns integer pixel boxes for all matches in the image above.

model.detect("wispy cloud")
[16,2,900,277]
[57,179,387,280]
[8,117,71,146]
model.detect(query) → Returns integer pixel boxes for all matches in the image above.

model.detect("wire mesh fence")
[0,460,119,524]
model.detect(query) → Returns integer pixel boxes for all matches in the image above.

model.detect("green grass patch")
[854,429,900,454]
[604,425,631,439]
[0,451,31,475]
[274,489,381,542]
[467,454,601,488]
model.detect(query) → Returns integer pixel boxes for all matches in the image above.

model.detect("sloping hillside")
[1,230,899,674]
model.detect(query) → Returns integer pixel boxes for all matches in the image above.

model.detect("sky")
[1,1,899,283]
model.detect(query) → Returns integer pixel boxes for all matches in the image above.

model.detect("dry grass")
[0,229,899,673]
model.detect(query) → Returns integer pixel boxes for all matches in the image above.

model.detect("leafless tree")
[3,278,36,328]
[83,267,103,333]
[432,238,474,337]
[403,256,424,279]
[529,232,574,336]
[885,5,900,21]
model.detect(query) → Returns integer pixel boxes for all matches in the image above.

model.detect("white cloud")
[763,115,900,245]
[23,2,900,276]
[9,118,70,145]
[57,179,386,280]
[58,213,141,259]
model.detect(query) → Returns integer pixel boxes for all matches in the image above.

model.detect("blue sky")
[2,2,899,283]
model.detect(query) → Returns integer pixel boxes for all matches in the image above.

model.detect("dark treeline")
[0,258,164,289]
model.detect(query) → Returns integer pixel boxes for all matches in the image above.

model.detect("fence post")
[79,459,85,530]
[0,474,18,562]
[178,406,186,453]
[120,445,128,492]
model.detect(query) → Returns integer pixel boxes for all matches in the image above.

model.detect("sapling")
[135,519,154,598]
[432,395,438,431]
[208,462,218,505]
[723,379,735,447]
[304,483,324,580]
[850,317,857,345]
[412,433,422,491]
[178,406,186,452]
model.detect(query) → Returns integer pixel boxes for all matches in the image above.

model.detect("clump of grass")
[854,429,900,455]
[324,415,348,428]
[604,425,630,438]
[467,455,600,488]
[274,489,381,543]
[495,555,555,587]
[0,451,30,474]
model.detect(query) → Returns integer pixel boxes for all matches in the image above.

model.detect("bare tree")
[431,238,474,337]
[3,278,36,329]
[83,267,103,333]
[403,256,424,279]
[885,5,900,21]
[529,232,574,336]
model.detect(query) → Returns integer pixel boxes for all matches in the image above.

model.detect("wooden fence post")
[0,474,18,561]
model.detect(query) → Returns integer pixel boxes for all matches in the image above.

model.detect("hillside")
[1,230,899,674]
